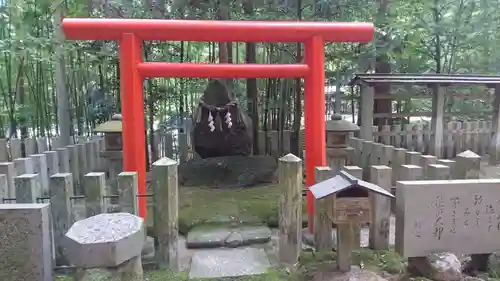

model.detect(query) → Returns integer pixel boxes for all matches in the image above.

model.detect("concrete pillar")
[430,85,446,158]
[360,85,374,140]
[490,85,500,164]
[399,165,423,181]
[427,164,451,180]
[455,150,481,179]
[405,151,421,165]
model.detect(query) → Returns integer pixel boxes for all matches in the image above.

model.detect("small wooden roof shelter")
[348,73,500,159]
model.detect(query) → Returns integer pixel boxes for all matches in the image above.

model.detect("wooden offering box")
[310,170,393,225]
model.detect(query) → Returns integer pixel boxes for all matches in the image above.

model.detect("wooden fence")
[154,120,494,161]
[369,121,492,158]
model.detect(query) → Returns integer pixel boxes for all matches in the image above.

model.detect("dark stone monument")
[192,79,252,158]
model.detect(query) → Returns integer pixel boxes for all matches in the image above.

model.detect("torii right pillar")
[489,84,500,164]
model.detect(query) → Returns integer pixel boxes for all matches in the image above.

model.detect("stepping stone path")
[186,224,273,279]
[189,248,272,279]
[187,224,272,248]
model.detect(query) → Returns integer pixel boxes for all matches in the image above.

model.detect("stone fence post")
[0,203,53,281]
[15,174,40,203]
[84,172,106,217]
[313,166,333,252]
[50,173,74,266]
[369,165,392,250]
[118,171,139,215]
[277,154,303,266]
[152,157,179,271]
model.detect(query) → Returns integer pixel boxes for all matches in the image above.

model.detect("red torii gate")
[62,18,374,232]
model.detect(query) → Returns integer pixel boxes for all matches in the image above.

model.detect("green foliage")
[0,0,497,137]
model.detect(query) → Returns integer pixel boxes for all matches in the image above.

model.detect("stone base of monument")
[178,155,277,188]
[74,256,143,281]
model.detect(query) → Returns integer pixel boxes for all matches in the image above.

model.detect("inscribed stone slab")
[395,179,500,258]
[189,248,271,279]
[0,203,52,281]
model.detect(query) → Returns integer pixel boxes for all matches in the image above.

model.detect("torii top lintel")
[62,18,374,43]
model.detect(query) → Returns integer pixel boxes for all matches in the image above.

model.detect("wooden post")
[369,165,392,250]
[50,173,73,265]
[360,85,374,140]
[313,166,333,252]
[118,171,139,215]
[153,157,179,271]
[277,154,303,265]
[84,172,106,217]
[342,166,362,249]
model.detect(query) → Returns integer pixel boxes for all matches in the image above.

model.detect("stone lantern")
[325,114,359,169]
[94,113,123,183]
[94,114,123,152]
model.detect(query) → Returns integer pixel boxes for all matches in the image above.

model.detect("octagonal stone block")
[65,212,145,268]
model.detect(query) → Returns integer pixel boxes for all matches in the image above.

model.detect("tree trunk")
[374,0,392,127]
[292,0,303,156]
[243,0,259,154]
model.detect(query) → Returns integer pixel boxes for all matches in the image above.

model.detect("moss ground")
[165,183,308,234]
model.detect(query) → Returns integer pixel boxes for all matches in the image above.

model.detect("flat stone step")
[186,224,271,249]
[188,248,271,279]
